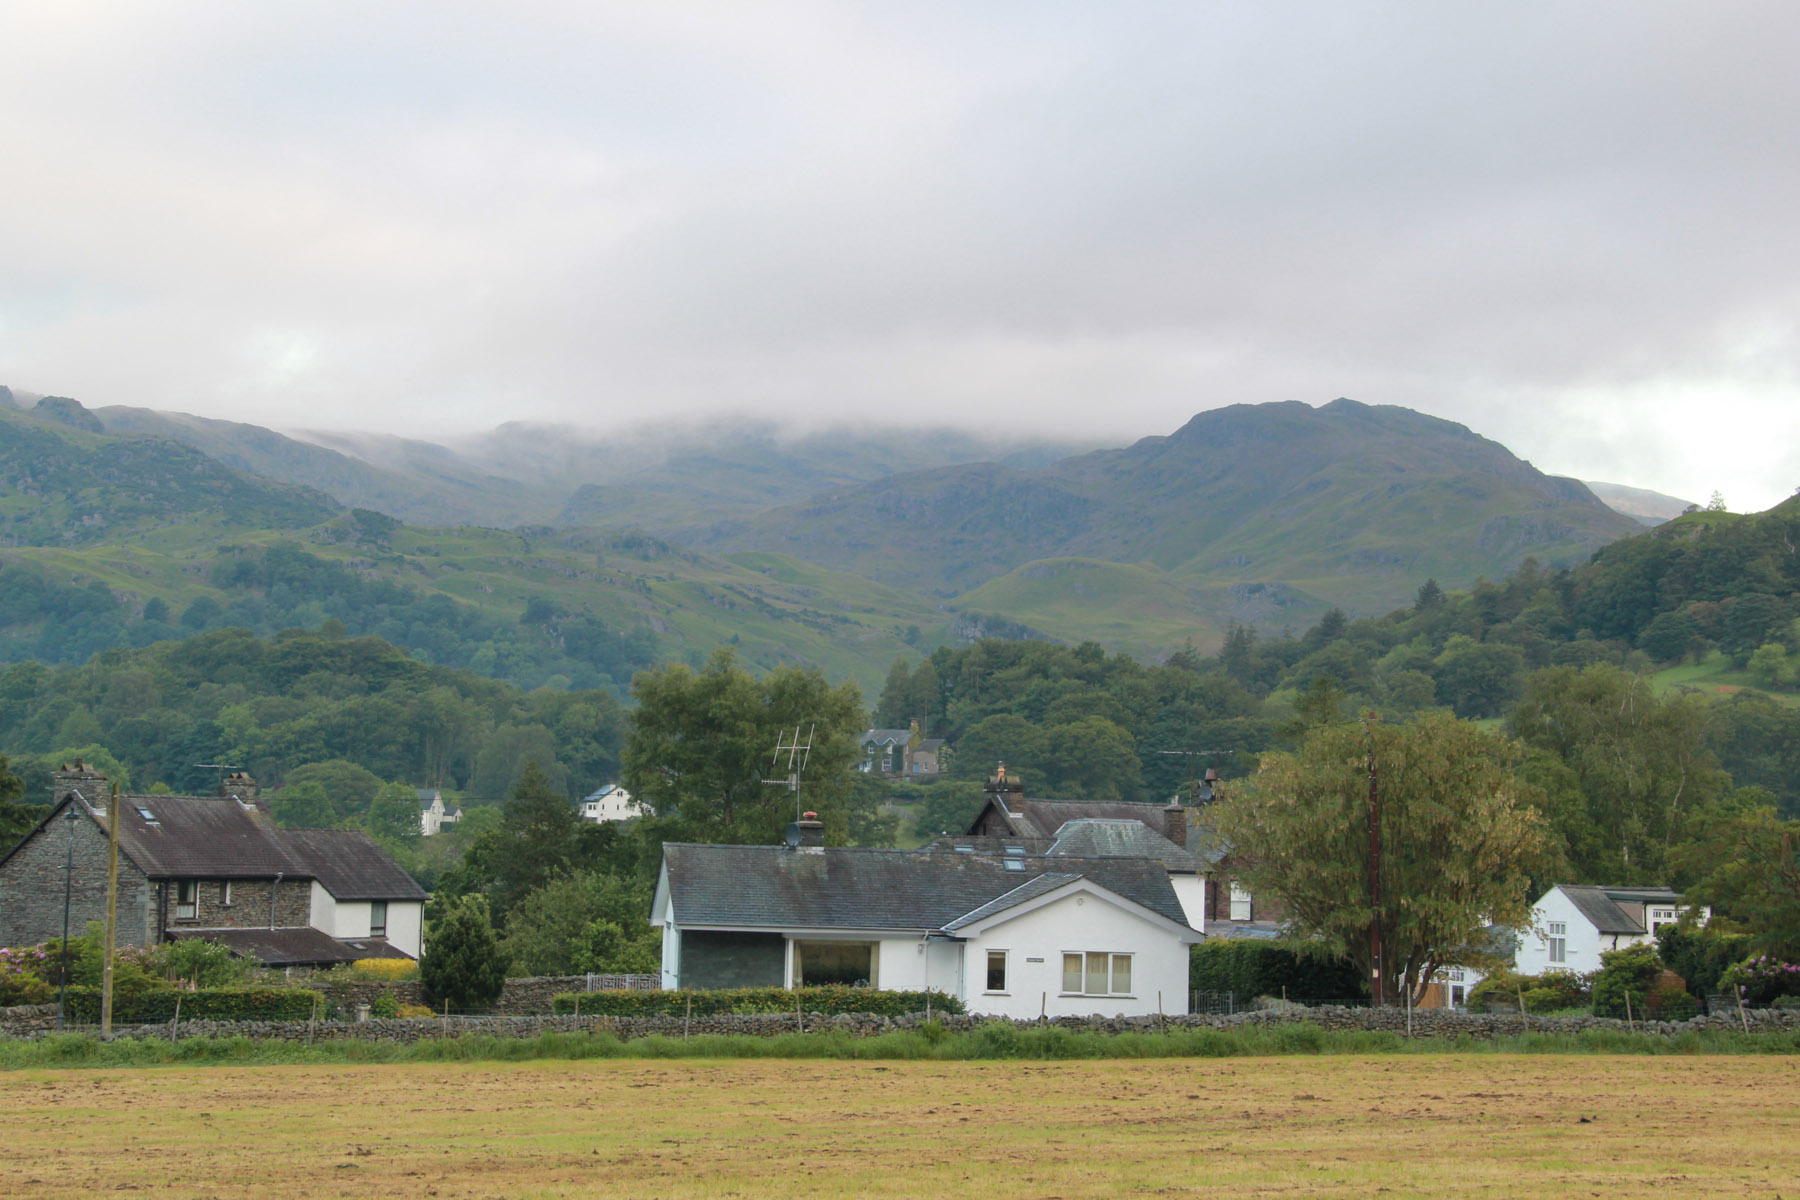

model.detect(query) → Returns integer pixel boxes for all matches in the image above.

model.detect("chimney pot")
[1163,802,1189,850]
[796,815,825,847]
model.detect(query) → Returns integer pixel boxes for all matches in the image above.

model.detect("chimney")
[52,759,112,814]
[220,771,259,804]
[797,811,825,848]
[1163,800,1189,850]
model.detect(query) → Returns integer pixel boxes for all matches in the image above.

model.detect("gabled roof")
[661,844,1191,932]
[1554,884,1681,936]
[969,793,1176,840]
[280,829,429,901]
[860,728,913,746]
[942,873,1080,930]
[1046,819,1202,873]
[107,795,309,879]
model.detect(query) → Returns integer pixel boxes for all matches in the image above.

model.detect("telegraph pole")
[101,782,120,1035]
[1364,714,1384,1008]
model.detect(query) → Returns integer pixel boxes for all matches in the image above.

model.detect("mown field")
[3,1056,1796,1199]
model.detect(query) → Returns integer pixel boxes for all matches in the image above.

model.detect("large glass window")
[1062,951,1133,995]
[792,940,877,987]
[1547,921,1566,964]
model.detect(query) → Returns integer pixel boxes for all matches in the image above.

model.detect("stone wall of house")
[164,877,309,933]
[0,809,154,949]
[9,1000,1798,1044]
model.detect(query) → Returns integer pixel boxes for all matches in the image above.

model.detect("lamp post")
[56,802,79,1030]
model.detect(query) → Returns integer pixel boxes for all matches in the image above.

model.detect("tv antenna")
[192,764,243,796]
[765,724,815,821]
[1153,748,1235,805]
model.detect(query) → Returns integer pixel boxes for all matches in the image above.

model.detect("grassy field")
[3,1056,1796,1198]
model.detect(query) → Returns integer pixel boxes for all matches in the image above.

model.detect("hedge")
[1189,939,1366,1003]
[549,986,965,1018]
[62,986,323,1024]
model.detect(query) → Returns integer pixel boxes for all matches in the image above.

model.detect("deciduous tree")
[1215,711,1552,1006]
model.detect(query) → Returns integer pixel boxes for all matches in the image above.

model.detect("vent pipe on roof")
[269,873,283,930]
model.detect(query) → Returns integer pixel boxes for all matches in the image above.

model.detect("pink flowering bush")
[1720,955,1800,1007]
[0,945,55,1006]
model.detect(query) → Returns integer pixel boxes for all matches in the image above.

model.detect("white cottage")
[1513,884,1707,977]
[651,826,1201,1019]
[579,784,639,823]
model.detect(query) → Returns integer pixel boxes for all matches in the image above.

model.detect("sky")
[2,2,1797,512]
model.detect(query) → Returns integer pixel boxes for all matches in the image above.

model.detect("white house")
[1513,884,1707,977]
[579,784,639,823]
[651,828,1202,1019]
[284,829,428,960]
[417,789,459,836]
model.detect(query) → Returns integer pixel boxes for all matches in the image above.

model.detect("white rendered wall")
[1513,889,1628,976]
[386,901,424,959]
[660,922,680,989]
[958,893,1192,1019]
[1170,875,1206,932]
[309,881,337,935]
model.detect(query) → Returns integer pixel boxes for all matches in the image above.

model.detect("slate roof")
[970,794,1178,840]
[1557,884,1680,935]
[164,926,414,966]
[1046,819,1202,873]
[662,844,1191,931]
[860,728,913,745]
[928,835,1057,855]
[281,829,429,901]
[108,794,309,879]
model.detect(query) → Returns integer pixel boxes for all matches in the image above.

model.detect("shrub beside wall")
[1189,940,1366,1003]
[63,986,323,1023]
[549,986,965,1018]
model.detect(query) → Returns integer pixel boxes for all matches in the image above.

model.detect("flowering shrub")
[397,1002,435,1019]
[348,958,419,981]
[1720,956,1800,1007]
[0,945,55,1006]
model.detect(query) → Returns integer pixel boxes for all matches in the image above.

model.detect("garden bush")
[1658,924,1751,1011]
[549,986,965,1018]
[1188,939,1365,1003]
[1720,956,1800,1007]
[369,993,400,1019]
[1591,944,1664,1019]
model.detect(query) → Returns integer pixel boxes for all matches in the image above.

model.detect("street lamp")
[56,801,79,1031]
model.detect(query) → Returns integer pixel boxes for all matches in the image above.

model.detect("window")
[1228,882,1252,922]
[1062,952,1133,996]
[1548,921,1566,964]
[986,950,1007,993]
[370,901,388,937]
[220,881,233,907]
[175,880,198,920]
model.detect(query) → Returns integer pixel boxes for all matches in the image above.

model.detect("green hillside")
[0,402,338,546]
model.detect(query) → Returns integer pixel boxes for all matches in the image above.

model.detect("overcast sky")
[2,2,1797,511]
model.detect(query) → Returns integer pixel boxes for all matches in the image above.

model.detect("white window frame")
[1547,921,1566,964]
[1060,951,1134,997]
[1228,882,1252,922]
[985,949,1008,994]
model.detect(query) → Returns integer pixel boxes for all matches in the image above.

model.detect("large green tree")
[496,871,658,976]
[0,752,37,854]
[1671,796,1800,959]
[1509,664,1729,882]
[1215,711,1553,1005]
[622,649,864,845]
[419,895,509,1012]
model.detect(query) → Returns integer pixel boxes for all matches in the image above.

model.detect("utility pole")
[1364,714,1384,1008]
[101,783,120,1035]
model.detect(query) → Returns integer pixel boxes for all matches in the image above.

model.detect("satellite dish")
[783,822,803,849]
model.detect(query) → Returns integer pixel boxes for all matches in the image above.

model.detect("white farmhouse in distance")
[417,789,461,837]
[1513,884,1708,977]
[579,784,639,823]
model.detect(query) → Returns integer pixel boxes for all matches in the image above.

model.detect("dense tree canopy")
[1215,712,1553,1006]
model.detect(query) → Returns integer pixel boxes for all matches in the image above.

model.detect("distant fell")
[688,399,1643,622]
[1582,480,1696,526]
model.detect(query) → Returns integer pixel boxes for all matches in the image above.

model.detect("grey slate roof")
[108,794,309,879]
[861,728,913,745]
[662,844,1190,931]
[281,829,429,901]
[1558,884,1680,935]
[1047,819,1202,873]
[971,794,1177,840]
[165,926,414,966]
[927,835,1057,855]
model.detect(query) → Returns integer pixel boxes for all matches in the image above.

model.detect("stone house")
[0,763,426,965]
[652,817,1200,1019]
[859,721,947,778]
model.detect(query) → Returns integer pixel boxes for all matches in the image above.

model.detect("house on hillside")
[0,762,426,965]
[579,784,639,823]
[652,817,1201,1018]
[417,788,462,836]
[1512,884,1707,977]
[859,721,947,778]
